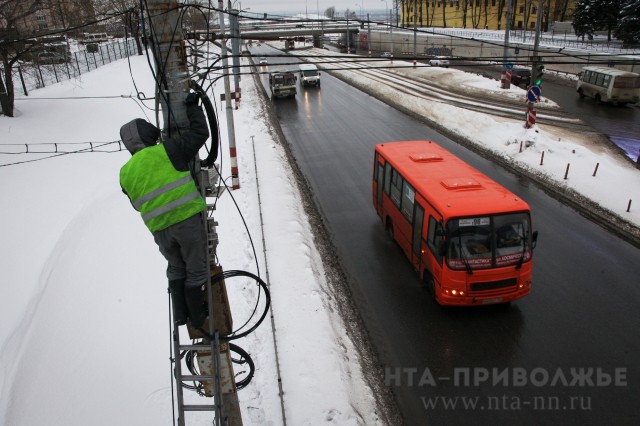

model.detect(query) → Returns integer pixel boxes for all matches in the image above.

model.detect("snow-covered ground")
[1,41,639,426]
[0,54,381,425]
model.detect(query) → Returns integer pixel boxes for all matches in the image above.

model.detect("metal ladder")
[170,166,242,425]
[171,282,224,426]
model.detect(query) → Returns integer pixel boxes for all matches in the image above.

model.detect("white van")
[81,33,109,44]
[576,66,640,105]
[299,63,321,88]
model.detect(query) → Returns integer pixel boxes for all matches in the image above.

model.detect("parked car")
[429,56,450,67]
[36,51,69,65]
[511,69,532,87]
[381,51,393,58]
[259,57,268,65]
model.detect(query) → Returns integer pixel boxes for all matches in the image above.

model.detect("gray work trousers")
[153,213,208,288]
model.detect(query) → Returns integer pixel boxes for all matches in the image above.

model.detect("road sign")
[515,47,520,55]
[527,85,542,103]
[505,62,513,70]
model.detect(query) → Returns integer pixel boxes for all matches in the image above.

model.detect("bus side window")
[427,216,443,264]
[390,169,402,208]
[384,163,392,196]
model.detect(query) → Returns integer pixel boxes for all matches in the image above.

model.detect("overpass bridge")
[190,22,362,48]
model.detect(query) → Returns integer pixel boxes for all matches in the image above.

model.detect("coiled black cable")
[190,79,219,167]
[182,342,255,393]
[213,269,271,342]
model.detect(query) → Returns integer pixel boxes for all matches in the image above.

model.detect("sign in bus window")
[401,181,415,221]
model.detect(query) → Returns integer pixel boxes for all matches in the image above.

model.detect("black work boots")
[168,279,188,326]
[184,282,208,329]
[169,280,208,328]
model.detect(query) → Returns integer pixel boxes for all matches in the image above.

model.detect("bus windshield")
[446,212,532,271]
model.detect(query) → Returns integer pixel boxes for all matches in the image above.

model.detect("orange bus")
[373,141,538,306]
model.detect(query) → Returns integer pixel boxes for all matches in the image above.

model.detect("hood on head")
[120,119,160,155]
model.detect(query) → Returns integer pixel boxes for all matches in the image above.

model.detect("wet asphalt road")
[253,46,640,425]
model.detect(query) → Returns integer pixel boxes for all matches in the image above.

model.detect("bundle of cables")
[181,270,270,394]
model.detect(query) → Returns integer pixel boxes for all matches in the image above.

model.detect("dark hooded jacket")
[120,103,209,172]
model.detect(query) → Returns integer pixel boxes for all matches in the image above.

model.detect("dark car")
[36,51,69,65]
[511,69,531,87]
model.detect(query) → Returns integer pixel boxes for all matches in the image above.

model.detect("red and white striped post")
[234,87,241,110]
[230,146,240,190]
[524,102,536,129]
[501,69,512,89]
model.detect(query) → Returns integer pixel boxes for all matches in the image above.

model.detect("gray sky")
[236,1,386,15]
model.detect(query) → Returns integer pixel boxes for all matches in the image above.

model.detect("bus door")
[375,160,385,216]
[411,203,425,271]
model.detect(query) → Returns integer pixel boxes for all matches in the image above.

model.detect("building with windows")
[10,0,96,36]
[399,0,576,31]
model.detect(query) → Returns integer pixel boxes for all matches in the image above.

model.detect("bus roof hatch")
[410,153,443,163]
[441,178,482,190]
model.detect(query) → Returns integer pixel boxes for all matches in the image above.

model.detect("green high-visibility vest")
[120,144,205,233]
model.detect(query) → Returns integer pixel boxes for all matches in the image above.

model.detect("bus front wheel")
[423,272,437,302]
[577,88,585,99]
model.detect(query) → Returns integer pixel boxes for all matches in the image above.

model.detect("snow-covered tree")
[573,0,598,40]
[596,0,622,41]
[614,0,640,45]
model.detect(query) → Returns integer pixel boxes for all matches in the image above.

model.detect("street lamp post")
[380,0,393,55]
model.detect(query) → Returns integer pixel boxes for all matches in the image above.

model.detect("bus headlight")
[519,280,532,289]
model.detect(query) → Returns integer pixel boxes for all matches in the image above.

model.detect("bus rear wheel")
[385,218,394,240]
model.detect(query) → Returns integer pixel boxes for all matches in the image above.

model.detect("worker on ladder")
[119,92,210,328]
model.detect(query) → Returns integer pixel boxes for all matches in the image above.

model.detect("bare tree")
[442,0,447,28]
[471,0,481,28]
[324,6,335,19]
[93,0,144,55]
[461,0,470,28]
[50,0,96,35]
[497,0,506,29]
[0,0,45,116]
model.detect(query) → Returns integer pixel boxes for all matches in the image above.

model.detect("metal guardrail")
[419,28,639,55]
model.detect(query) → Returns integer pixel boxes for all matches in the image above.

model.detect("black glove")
[185,92,200,105]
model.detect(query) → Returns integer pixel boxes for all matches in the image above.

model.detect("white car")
[429,56,450,67]
[258,57,268,65]
[381,51,393,58]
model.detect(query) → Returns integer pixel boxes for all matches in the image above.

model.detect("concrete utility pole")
[145,1,243,425]
[229,8,241,96]
[146,0,190,133]
[219,0,240,190]
[501,0,513,89]
[531,0,544,86]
